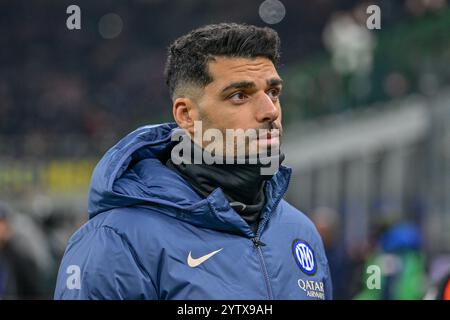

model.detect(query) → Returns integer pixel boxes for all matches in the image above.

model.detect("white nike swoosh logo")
[187,248,223,268]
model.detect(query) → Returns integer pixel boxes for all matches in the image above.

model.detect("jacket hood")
[87,122,292,237]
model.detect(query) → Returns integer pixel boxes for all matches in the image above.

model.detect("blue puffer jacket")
[54,122,332,300]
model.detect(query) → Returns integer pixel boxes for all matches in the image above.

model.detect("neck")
[166,135,285,232]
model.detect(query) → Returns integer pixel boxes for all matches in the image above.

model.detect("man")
[54,23,332,300]
[0,202,46,299]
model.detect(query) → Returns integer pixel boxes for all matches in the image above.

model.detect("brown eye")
[267,88,281,100]
[229,92,247,103]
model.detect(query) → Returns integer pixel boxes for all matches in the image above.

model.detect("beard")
[194,108,283,159]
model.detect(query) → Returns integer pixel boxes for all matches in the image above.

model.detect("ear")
[172,97,198,136]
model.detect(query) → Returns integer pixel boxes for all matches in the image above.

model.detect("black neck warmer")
[166,135,285,233]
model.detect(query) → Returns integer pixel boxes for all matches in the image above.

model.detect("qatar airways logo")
[297,279,325,300]
[170,121,282,176]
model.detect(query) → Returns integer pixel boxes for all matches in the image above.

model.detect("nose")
[255,92,280,123]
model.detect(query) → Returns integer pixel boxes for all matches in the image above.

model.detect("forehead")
[206,56,280,87]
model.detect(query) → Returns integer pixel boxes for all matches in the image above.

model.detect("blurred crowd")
[2,0,440,159]
[0,200,84,299]
[0,1,171,159]
[310,206,450,300]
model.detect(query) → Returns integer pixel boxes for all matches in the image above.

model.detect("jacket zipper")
[252,237,273,300]
[251,180,289,300]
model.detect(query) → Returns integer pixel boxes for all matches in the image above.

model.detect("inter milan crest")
[292,239,317,276]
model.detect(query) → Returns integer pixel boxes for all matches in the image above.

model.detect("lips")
[257,129,279,141]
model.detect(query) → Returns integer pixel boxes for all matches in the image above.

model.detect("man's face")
[191,56,283,157]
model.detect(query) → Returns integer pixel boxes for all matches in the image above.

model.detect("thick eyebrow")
[267,78,283,87]
[220,78,283,95]
[220,81,256,94]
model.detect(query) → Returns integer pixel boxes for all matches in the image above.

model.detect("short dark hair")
[164,23,281,99]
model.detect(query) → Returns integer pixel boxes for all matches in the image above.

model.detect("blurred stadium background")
[0,0,449,299]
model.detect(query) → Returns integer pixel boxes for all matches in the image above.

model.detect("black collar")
[166,135,285,233]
